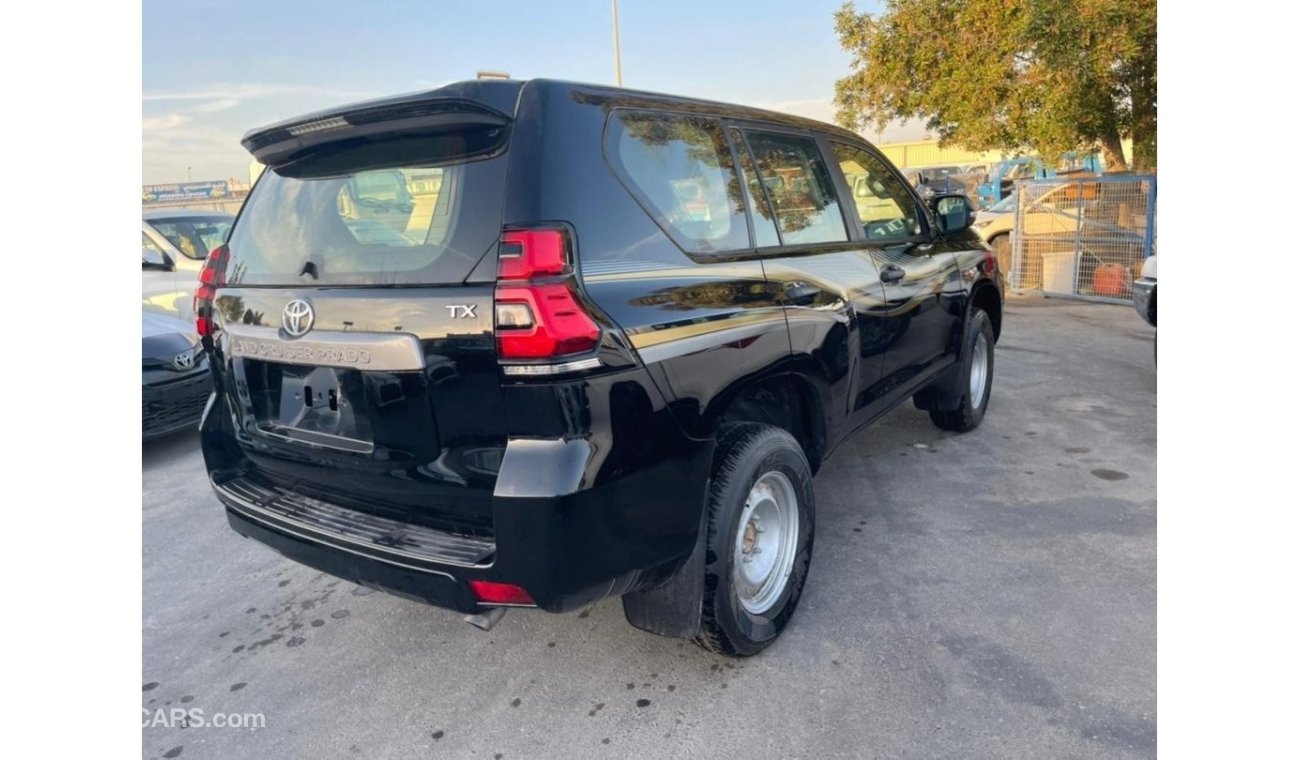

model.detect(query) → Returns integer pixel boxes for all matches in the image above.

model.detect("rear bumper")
[1132,278,1156,327]
[210,434,713,614]
[225,505,484,611]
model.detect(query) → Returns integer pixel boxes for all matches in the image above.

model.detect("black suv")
[199,79,1002,656]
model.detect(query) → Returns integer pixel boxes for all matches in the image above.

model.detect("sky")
[142,0,927,185]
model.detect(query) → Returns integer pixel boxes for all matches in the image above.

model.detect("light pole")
[611,0,623,86]
[187,166,192,182]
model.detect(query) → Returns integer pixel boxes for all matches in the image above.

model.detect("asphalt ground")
[143,296,1156,759]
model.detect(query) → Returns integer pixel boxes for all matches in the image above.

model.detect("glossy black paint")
[202,79,1002,620]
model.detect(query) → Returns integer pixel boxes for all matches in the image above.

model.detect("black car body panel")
[201,79,1002,623]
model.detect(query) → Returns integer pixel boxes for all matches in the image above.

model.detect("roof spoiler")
[242,95,513,167]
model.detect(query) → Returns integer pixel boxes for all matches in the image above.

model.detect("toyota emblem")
[282,299,315,338]
[172,350,195,371]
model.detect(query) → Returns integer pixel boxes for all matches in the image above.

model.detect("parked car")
[142,309,211,439]
[197,79,1003,656]
[142,210,234,318]
[1133,254,1156,325]
[974,181,1149,290]
[912,165,969,200]
[143,209,234,273]
[972,186,1082,276]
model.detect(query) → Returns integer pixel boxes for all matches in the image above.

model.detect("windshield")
[225,128,509,286]
[148,216,233,259]
[988,191,1018,213]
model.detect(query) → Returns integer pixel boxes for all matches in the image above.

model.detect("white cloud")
[142,83,371,103]
[141,83,358,183]
[142,113,192,132]
[190,98,240,114]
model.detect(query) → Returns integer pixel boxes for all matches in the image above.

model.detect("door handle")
[784,284,820,306]
[880,264,905,284]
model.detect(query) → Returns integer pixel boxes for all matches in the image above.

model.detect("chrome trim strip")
[224,324,425,371]
[635,318,789,365]
[626,309,786,349]
[501,357,603,376]
[213,478,489,574]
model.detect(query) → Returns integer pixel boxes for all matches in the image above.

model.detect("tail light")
[194,244,228,338]
[494,228,601,374]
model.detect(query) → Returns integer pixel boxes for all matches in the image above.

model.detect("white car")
[141,209,233,319]
[972,188,1084,273]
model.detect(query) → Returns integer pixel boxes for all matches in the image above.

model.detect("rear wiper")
[299,256,321,280]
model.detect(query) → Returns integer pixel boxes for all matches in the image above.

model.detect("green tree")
[833,0,1155,171]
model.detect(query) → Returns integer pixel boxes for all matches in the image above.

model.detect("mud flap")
[621,503,707,639]
[912,361,964,411]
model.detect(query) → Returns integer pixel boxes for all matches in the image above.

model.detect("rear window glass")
[226,129,508,286]
[148,216,233,259]
[605,111,750,254]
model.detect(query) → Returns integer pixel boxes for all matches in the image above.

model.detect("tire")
[929,307,995,432]
[695,423,815,657]
[990,234,1013,286]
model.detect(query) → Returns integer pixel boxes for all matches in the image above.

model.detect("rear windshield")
[226,129,508,286]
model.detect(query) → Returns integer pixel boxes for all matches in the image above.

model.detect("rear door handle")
[880,264,905,284]
[784,284,820,306]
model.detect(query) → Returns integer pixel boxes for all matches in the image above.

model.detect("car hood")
[143,309,196,339]
[142,311,202,368]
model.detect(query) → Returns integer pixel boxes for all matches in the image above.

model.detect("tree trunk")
[1100,129,1129,172]
[1130,81,1157,171]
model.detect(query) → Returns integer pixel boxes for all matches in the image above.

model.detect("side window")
[742,130,848,246]
[606,111,750,254]
[142,232,168,267]
[830,142,924,241]
[142,232,165,255]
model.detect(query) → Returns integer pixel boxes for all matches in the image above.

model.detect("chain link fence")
[1008,175,1156,302]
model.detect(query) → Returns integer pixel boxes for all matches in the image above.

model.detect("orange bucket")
[1092,263,1130,297]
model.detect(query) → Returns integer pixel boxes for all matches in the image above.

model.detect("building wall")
[875,140,1004,169]
[875,139,1134,169]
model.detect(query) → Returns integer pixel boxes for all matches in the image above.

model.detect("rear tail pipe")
[463,607,507,632]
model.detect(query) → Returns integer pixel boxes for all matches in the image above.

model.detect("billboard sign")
[142,181,230,203]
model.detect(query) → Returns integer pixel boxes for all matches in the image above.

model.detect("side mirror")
[142,247,174,272]
[931,194,976,235]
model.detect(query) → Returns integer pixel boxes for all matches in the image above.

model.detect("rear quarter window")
[604,110,751,255]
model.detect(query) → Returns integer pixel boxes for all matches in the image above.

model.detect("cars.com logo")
[142,708,266,730]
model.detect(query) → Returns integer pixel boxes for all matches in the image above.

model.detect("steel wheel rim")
[970,332,990,408]
[733,470,800,615]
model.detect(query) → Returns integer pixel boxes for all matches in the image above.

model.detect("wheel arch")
[714,368,828,475]
[970,278,1003,342]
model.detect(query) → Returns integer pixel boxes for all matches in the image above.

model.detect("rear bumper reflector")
[468,580,536,606]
